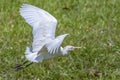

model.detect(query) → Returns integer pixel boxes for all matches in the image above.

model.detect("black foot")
[13,61,33,71]
[14,64,24,71]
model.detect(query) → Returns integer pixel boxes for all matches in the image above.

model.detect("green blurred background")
[0,0,120,79]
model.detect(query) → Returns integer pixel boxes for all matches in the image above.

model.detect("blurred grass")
[0,0,120,79]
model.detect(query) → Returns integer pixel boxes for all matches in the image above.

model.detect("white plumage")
[20,4,81,63]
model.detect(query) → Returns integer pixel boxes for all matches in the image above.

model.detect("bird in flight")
[14,4,81,70]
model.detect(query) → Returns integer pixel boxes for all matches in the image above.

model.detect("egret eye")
[71,47,75,50]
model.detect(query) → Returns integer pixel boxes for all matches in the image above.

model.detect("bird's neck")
[61,47,68,55]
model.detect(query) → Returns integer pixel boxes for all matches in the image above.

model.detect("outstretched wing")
[20,4,57,52]
[46,34,68,54]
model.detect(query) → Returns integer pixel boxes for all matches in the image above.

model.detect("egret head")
[63,45,81,55]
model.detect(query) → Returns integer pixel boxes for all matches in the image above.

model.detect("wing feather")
[20,4,57,52]
[46,34,68,54]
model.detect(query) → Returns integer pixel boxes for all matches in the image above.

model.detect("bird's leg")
[14,60,30,71]
[15,62,33,71]
[23,60,29,64]
[24,62,33,68]
[14,60,28,68]
[14,61,33,71]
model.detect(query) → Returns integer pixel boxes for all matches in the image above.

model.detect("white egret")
[14,4,81,70]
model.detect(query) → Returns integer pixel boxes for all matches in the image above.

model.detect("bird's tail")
[25,47,43,63]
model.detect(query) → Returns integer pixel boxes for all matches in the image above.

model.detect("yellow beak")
[73,47,82,49]
[73,46,86,49]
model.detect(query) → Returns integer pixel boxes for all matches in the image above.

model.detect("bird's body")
[19,4,81,64]
[25,45,66,63]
